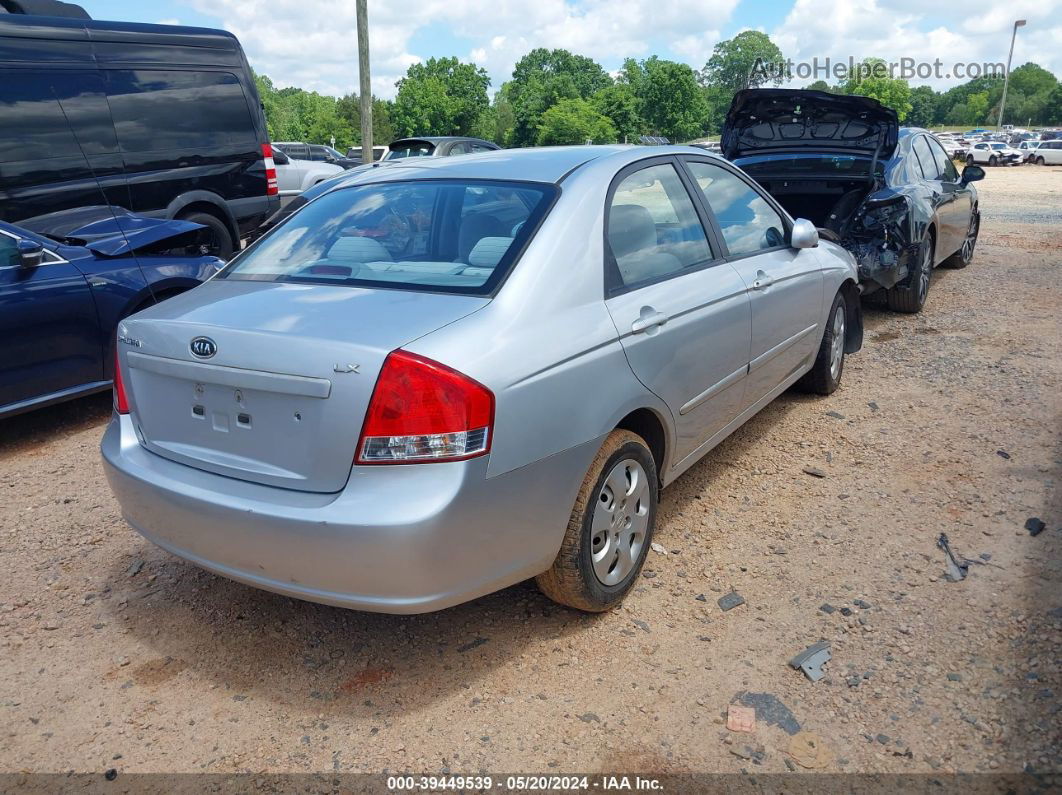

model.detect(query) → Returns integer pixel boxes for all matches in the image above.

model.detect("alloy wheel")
[918,239,932,304]
[829,302,846,382]
[590,458,651,586]
[960,215,979,263]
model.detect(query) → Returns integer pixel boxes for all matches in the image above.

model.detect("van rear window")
[106,70,257,153]
[219,179,555,295]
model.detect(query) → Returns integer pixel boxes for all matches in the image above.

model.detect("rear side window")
[106,70,256,153]
[220,180,555,295]
[387,141,435,159]
[686,160,787,256]
[606,163,713,289]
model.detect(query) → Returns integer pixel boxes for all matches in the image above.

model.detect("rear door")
[682,157,823,406]
[0,228,102,411]
[603,158,751,464]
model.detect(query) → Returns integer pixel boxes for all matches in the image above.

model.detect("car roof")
[332,145,716,186]
[389,136,495,145]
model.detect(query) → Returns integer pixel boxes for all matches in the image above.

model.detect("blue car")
[0,209,223,418]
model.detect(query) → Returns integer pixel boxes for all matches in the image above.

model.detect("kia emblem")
[190,336,217,359]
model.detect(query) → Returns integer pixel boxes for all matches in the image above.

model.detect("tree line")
[253,31,1062,150]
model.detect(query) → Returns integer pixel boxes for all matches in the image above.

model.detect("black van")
[0,5,279,257]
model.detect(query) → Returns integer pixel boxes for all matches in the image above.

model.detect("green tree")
[535,98,617,145]
[701,31,785,93]
[807,80,830,92]
[491,83,516,145]
[592,83,645,142]
[391,57,490,137]
[907,85,939,128]
[508,48,612,146]
[625,57,708,142]
[840,58,913,121]
[337,94,396,145]
[1044,85,1062,124]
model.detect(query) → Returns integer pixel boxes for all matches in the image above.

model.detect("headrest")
[327,236,391,262]
[608,204,657,258]
[467,237,513,269]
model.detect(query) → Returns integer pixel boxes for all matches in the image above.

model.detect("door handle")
[751,270,774,290]
[631,309,668,334]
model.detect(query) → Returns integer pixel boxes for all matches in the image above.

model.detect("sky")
[88,0,1062,99]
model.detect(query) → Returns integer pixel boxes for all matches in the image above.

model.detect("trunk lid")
[722,88,899,161]
[119,280,488,492]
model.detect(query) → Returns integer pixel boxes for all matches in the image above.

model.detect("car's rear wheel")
[179,211,234,260]
[536,430,658,612]
[887,232,933,313]
[942,212,978,269]
[797,291,847,395]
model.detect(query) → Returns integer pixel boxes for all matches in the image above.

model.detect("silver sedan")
[102,145,862,614]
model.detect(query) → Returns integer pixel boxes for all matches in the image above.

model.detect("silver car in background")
[102,146,862,614]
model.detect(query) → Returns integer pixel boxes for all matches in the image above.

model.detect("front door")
[682,158,824,405]
[0,230,102,411]
[603,160,752,465]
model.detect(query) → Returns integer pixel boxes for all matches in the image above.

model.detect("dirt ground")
[1,165,1060,781]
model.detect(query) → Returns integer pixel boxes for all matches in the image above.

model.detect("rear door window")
[106,70,256,153]
[912,136,938,179]
[220,179,555,295]
[606,162,714,289]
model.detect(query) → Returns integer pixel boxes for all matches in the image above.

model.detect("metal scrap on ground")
[789,642,831,682]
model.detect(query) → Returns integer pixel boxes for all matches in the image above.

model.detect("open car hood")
[18,206,206,257]
[722,89,898,161]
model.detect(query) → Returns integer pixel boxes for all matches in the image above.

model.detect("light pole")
[996,19,1026,128]
[356,0,373,164]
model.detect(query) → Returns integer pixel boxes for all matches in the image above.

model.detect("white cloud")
[188,0,738,98]
[771,0,1062,89]
[186,0,1059,101]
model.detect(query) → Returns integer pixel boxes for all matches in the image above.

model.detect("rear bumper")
[101,415,596,613]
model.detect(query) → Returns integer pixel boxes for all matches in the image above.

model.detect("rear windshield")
[219,179,556,295]
[385,141,435,159]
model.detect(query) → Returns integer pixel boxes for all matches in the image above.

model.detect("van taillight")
[356,351,494,464]
[262,143,278,196]
[113,348,129,415]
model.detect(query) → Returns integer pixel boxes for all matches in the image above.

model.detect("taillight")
[356,351,493,464]
[113,348,129,415]
[262,143,278,197]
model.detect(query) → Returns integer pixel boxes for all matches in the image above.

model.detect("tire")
[966,155,975,165]
[886,232,933,314]
[989,155,998,167]
[797,291,847,395]
[942,212,978,269]
[179,211,234,260]
[1036,156,1046,166]
[536,430,658,612]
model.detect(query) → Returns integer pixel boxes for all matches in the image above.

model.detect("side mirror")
[961,165,985,184]
[790,218,819,249]
[17,238,44,267]
[272,149,289,166]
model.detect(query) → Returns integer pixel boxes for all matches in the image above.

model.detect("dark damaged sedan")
[1,209,222,418]
[723,89,984,313]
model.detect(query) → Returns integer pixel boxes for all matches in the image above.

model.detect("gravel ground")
[1,165,1060,780]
